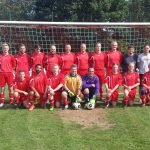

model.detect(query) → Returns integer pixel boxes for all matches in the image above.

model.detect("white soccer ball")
[86,102,95,110]
[72,102,81,110]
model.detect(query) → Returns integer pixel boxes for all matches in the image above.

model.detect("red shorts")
[0,72,14,87]
[18,93,28,102]
[95,69,105,84]
[111,90,119,102]
[78,69,88,77]
[125,88,136,101]
[54,91,62,102]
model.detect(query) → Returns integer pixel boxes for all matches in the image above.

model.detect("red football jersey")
[105,73,122,89]
[29,72,47,94]
[14,78,29,92]
[0,54,16,72]
[15,53,31,74]
[106,50,122,73]
[44,54,61,76]
[30,52,45,72]
[76,52,89,70]
[123,72,139,88]
[141,72,150,86]
[48,73,64,89]
[90,52,107,70]
[60,52,75,71]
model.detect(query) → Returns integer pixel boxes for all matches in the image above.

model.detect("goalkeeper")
[82,67,100,108]
[61,64,82,109]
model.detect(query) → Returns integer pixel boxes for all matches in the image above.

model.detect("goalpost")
[0,21,150,54]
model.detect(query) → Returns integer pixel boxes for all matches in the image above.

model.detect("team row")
[0,62,150,110]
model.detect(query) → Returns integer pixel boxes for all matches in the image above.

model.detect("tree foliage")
[0,0,150,22]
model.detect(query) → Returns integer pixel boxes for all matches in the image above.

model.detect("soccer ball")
[72,102,81,110]
[86,102,95,110]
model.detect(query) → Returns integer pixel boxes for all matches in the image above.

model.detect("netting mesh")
[0,23,150,54]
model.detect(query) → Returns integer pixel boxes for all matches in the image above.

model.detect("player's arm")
[76,76,82,96]
[53,75,64,92]
[143,83,150,90]
[111,84,120,93]
[93,76,100,96]
[53,83,63,92]
[29,78,39,96]
[14,89,28,96]
[82,76,93,89]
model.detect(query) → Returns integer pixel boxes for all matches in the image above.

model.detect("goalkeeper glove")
[89,99,95,104]
[76,95,82,103]
[68,90,75,97]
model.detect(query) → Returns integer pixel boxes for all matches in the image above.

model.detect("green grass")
[1,88,150,150]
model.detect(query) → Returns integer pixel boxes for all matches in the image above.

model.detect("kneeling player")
[47,64,64,111]
[123,62,140,107]
[61,64,82,109]
[14,70,30,108]
[140,63,150,106]
[28,64,48,111]
[82,67,100,109]
[105,63,122,107]
[123,62,140,106]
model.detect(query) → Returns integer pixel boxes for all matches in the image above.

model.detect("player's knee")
[83,88,89,94]
[61,91,67,98]
[124,89,129,96]
[29,91,34,96]
[55,101,60,108]
[140,88,147,95]
[8,86,13,93]
[14,92,19,97]
[0,87,5,94]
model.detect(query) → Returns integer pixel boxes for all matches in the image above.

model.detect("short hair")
[53,64,60,68]
[128,45,134,49]
[19,43,25,48]
[88,67,94,71]
[70,64,77,69]
[111,40,117,44]
[34,45,41,49]
[35,64,42,68]
[51,44,56,48]
[128,62,135,66]
[19,70,25,74]
[112,63,118,66]
[2,42,9,47]
[95,42,101,46]
[144,44,150,48]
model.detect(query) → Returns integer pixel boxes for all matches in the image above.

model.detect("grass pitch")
[0,89,150,150]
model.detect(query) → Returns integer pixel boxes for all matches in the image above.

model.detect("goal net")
[0,21,150,54]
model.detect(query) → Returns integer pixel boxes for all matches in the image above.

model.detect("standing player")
[44,45,61,77]
[0,43,16,107]
[105,63,122,107]
[47,64,64,111]
[123,62,140,107]
[122,45,138,73]
[62,64,82,109]
[140,63,150,106]
[60,44,76,75]
[82,67,100,109]
[137,44,150,85]
[15,44,31,78]
[14,70,30,108]
[106,41,122,75]
[30,45,45,76]
[76,43,89,76]
[90,42,107,100]
[28,64,48,111]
